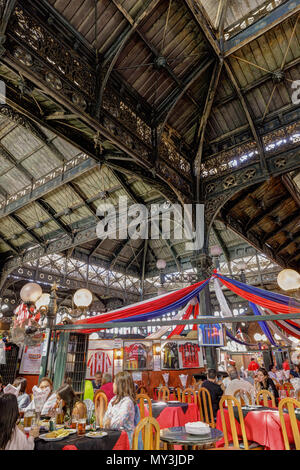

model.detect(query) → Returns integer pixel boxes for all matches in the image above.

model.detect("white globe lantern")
[254,333,262,341]
[277,269,300,291]
[73,288,93,308]
[35,293,50,310]
[20,283,42,303]
[156,259,166,270]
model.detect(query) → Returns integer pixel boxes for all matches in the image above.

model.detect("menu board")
[19,345,43,375]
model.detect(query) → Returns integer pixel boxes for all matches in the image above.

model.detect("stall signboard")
[177,341,204,369]
[86,339,114,379]
[124,341,153,370]
[19,344,43,375]
[197,321,225,347]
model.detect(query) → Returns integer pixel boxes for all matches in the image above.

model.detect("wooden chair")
[297,390,300,401]
[137,384,147,395]
[94,391,108,427]
[176,387,182,401]
[255,389,276,407]
[198,387,215,428]
[157,386,169,401]
[219,395,263,450]
[182,387,197,404]
[132,417,160,450]
[234,389,253,406]
[136,393,152,419]
[278,397,300,450]
[282,382,294,396]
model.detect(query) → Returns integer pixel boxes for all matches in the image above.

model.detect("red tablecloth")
[144,403,200,429]
[216,408,300,450]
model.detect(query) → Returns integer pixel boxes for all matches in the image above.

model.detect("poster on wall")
[86,339,114,379]
[161,341,179,369]
[19,345,43,375]
[197,322,225,347]
[178,341,204,369]
[124,341,153,370]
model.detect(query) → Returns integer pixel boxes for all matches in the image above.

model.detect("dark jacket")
[201,379,223,418]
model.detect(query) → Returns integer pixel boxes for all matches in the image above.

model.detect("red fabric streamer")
[167,304,193,338]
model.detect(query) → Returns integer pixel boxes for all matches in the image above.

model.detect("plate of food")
[86,431,108,439]
[39,428,76,441]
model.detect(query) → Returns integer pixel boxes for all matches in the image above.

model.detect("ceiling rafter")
[263,212,300,243]
[97,0,161,117]
[9,213,44,246]
[35,198,73,238]
[0,142,33,182]
[245,194,291,232]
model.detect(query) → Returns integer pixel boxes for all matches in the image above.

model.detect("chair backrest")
[157,386,169,401]
[255,389,275,407]
[176,387,182,402]
[137,385,147,395]
[94,391,108,427]
[136,393,152,419]
[278,397,300,450]
[233,389,252,406]
[182,387,197,404]
[219,395,249,449]
[132,417,160,450]
[298,390,300,401]
[198,387,215,428]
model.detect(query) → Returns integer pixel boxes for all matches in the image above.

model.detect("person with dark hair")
[0,393,38,450]
[0,375,3,393]
[268,364,278,381]
[13,377,30,410]
[92,371,102,393]
[55,383,87,421]
[255,367,279,402]
[248,357,260,372]
[290,364,300,378]
[201,369,224,419]
[103,371,137,446]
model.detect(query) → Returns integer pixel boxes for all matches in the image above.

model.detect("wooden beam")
[194,60,222,199]
[245,194,291,232]
[98,0,161,116]
[263,212,300,243]
[35,199,73,238]
[9,213,44,245]
[224,61,268,174]
[0,142,33,182]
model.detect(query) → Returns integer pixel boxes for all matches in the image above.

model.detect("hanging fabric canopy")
[74,278,210,333]
[73,270,300,345]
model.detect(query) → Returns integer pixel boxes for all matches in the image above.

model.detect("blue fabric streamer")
[112,279,210,323]
[225,328,257,347]
[249,302,279,346]
[217,274,300,308]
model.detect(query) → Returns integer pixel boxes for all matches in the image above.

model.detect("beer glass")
[24,411,34,428]
[77,418,86,435]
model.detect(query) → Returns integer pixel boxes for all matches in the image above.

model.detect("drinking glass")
[24,411,34,428]
[77,418,86,435]
[56,411,65,425]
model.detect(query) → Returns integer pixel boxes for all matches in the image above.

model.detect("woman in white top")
[24,377,56,416]
[0,393,39,450]
[103,371,137,446]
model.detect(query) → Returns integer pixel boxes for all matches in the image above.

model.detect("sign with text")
[20,345,43,375]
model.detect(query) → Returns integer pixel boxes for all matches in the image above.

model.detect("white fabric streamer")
[146,303,191,339]
[214,278,232,329]
[257,306,293,346]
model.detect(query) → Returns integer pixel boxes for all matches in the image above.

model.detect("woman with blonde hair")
[103,371,137,445]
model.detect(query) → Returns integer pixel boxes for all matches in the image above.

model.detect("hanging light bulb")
[274,333,281,341]
[73,288,93,308]
[156,259,166,270]
[254,333,262,341]
[20,283,42,303]
[277,269,300,291]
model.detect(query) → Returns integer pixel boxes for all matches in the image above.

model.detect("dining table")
[143,400,200,429]
[160,426,223,450]
[34,427,130,450]
[215,404,300,450]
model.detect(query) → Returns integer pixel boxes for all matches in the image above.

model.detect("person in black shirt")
[201,369,224,419]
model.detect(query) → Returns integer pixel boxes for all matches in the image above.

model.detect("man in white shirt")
[225,368,255,401]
